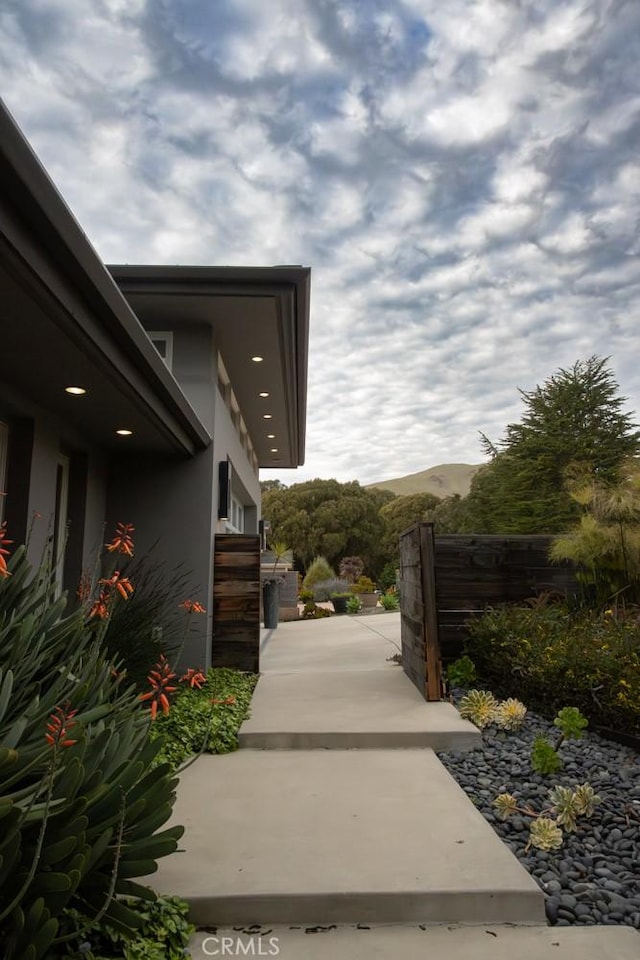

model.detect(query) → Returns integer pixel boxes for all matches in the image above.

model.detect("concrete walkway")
[151,612,639,958]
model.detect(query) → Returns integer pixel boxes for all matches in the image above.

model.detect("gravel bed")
[438,696,640,928]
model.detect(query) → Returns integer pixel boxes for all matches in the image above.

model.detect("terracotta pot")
[357,592,379,608]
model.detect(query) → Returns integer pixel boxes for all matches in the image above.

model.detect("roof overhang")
[108,265,310,469]
[0,99,211,457]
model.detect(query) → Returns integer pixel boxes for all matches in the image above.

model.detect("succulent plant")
[548,785,580,832]
[458,689,499,729]
[554,706,588,741]
[494,698,527,731]
[531,734,563,775]
[493,793,519,821]
[527,817,564,852]
[0,532,184,960]
[572,782,601,817]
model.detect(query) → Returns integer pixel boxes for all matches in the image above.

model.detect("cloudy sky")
[2,0,640,486]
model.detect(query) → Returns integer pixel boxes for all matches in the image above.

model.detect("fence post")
[419,523,443,701]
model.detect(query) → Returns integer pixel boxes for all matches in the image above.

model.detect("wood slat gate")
[212,534,260,672]
[399,526,578,701]
[399,522,443,701]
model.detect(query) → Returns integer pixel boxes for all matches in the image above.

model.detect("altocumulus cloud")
[1,0,640,484]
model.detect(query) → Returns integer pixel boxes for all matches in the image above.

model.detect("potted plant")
[262,540,290,629]
[350,575,378,609]
[330,591,352,614]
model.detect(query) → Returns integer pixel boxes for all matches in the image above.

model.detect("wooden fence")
[399,524,577,700]
[212,534,261,672]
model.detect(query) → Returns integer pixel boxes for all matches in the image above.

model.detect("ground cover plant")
[148,667,258,770]
[56,895,193,959]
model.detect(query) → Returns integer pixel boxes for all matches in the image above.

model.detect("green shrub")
[379,591,399,610]
[346,596,361,614]
[58,894,193,959]
[0,535,183,960]
[303,557,336,590]
[301,602,332,619]
[377,561,398,593]
[350,576,376,594]
[464,601,640,734]
[298,588,314,603]
[446,655,477,688]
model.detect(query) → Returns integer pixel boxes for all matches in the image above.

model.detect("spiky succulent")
[493,793,519,821]
[494,698,527,731]
[573,782,601,817]
[548,785,580,832]
[531,734,562,775]
[527,817,563,851]
[458,689,498,729]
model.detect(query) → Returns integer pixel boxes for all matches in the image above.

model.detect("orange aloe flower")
[46,704,79,749]
[89,590,111,620]
[140,654,178,720]
[99,572,134,599]
[212,695,236,706]
[179,599,206,614]
[105,522,135,556]
[180,668,207,689]
[0,521,13,578]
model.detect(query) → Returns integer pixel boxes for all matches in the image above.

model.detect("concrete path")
[242,614,479,750]
[151,611,639,957]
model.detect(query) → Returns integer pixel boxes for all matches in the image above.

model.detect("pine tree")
[468,357,640,533]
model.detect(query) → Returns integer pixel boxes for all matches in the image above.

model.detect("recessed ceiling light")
[263,414,272,419]
[270,448,278,453]
[251,356,264,362]
[267,434,275,439]
[65,386,86,395]
[116,429,133,436]
[259,392,269,398]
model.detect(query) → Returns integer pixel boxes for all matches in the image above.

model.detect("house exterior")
[0,99,309,668]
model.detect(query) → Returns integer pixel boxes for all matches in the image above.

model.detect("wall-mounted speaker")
[218,459,231,520]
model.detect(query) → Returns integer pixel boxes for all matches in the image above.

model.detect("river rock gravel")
[437,696,640,928]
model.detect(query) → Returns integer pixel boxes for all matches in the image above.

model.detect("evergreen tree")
[467,357,640,533]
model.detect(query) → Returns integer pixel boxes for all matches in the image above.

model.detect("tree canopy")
[466,356,640,533]
[379,492,441,558]
[261,478,394,575]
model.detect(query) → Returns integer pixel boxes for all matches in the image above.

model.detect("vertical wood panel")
[212,534,260,672]
[420,524,443,701]
[400,529,577,695]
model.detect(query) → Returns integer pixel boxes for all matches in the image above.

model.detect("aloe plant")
[0,533,183,959]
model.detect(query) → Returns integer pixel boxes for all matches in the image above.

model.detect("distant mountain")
[366,463,483,499]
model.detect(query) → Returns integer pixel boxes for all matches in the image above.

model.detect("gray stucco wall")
[106,447,215,670]
[213,384,261,534]
[170,325,216,436]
